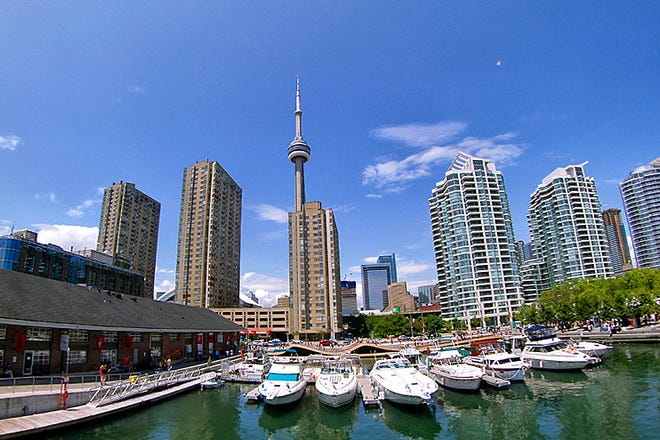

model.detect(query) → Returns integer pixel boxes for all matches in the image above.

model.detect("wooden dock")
[481,374,510,389]
[356,375,380,407]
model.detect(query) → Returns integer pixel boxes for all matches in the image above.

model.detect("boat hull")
[317,385,357,408]
[429,370,482,392]
[261,380,307,406]
[522,356,590,371]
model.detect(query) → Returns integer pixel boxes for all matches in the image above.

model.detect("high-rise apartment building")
[602,208,633,275]
[528,162,613,287]
[377,253,398,283]
[361,263,392,311]
[97,181,160,296]
[620,158,660,269]
[175,160,242,308]
[287,80,342,338]
[340,280,358,316]
[429,152,523,323]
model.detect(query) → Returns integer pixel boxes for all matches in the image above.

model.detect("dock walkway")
[356,375,380,407]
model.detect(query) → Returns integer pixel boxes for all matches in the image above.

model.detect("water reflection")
[380,401,442,440]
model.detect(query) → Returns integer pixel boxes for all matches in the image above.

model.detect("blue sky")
[1,2,659,307]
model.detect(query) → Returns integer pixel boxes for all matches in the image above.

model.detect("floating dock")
[244,386,261,403]
[481,374,511,389]
[356,375,380,407]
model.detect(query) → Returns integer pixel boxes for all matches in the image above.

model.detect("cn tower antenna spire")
[288,77,311,212]
[295,76,303,140]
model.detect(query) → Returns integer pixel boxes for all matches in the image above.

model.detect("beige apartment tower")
[175,161,242,308]
[287,80,342,338]
[97,181,160,297]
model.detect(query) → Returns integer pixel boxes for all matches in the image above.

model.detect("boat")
[466,341,528,382]
[369,356,438,405]
[520,326,596,370]
[570,339,612,358]
[233,347,271,382]
[259,354,307,406]
[397,346,426,370]
[315,358,358,408]
[200,372,224,389]
[426,349,483,392]
[302,354,327,383]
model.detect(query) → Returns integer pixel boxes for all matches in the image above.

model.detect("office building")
[287,80,342,338]
[620,158,660,269]
[602,208,633,275]
[377,253,398,283]
[429,152,523,323]
[417,284,439,305]
[97,181,161,297]
[175,160,242,308]
[361,263,392,311]
[0,230,144,296]
[384,282,416,313]
[528,162,613,286]
[340,280,358,316]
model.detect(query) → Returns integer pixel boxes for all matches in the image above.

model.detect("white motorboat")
[315,358,358,408]
[570,339,612,358]
[427,349,483,392]
[302,354,327,383]
[521,326,596,370]
[259,356,307,406]
[466,351,528,382]
[200,372,224,389]
[234,348,271,382]
[397,346,426,370]
[369,357,438,405]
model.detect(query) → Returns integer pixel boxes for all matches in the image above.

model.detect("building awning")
[240,328,273,335]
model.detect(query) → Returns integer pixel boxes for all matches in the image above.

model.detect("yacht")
[234,347,271,383]
[397,346,426,370]
[259,355,307,406]
[521,326,595,370]
[369,356,438,405]
[302,354,327,383]
[427,349,483,392]
[570,339,612,358]
[315,358,358,408]
[466,340,528,382]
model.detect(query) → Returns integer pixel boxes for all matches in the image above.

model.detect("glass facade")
[361,264,391,311]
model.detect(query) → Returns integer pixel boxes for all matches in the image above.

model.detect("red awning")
[240,328,273,335]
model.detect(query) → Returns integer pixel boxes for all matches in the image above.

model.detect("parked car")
[319,339,333,346]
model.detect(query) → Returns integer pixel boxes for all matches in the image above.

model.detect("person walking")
[99,363,107,386]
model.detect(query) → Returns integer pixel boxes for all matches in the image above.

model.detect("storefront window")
[27,327,52,341]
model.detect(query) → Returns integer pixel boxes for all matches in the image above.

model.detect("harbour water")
[48,344,659,440]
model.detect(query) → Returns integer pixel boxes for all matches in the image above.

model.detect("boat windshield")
[266,372,298,381]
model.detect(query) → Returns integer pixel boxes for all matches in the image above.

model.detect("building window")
[168,333,179,341]
[102,332,118,343]
[27,328,52,341]
[150,333,162,343]
[66,330,89,343]
[68,350,87,365]
[0,325,6,340]
[0,349,4,367]
[127,332,143,343]
[33,350,50,366]
[100,350,117,364]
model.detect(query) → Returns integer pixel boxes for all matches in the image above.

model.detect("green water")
[49,344,659,439]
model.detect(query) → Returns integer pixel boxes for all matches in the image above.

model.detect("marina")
[1,341,658,439]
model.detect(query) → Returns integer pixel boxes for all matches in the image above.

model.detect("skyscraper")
[287,80,342,338]
[377,253,398,283]
[97,181,160,296]
[361,263,392,311]
[429,152,523,323]
[340,280,358,316]
[602,208,633,275]
[528,162,613,286]
[620,158,660,269]
[175,160,242,308]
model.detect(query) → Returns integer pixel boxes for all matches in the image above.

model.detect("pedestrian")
[99,363,107,385]
[166,357,172,371]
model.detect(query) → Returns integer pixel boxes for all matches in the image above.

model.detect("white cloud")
[66,199,99,218]
[366,194,383,199]
[241,272,289,308]
[128,85,146,95]
[251,204,288,224]
[35,192,58,203]
[33,224,98,250]
[370,121,467,147]
[156,267,176,274]
[0,220,12,236]
[363,256,378,264]
[363,121,524,192]
[397,259,435,278]
[154,279,174,294]
[0,135,21,151]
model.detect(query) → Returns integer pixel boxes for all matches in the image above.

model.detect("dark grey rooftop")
[0,269,243,333]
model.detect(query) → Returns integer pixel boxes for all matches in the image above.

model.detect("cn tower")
[287,78,311,212]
